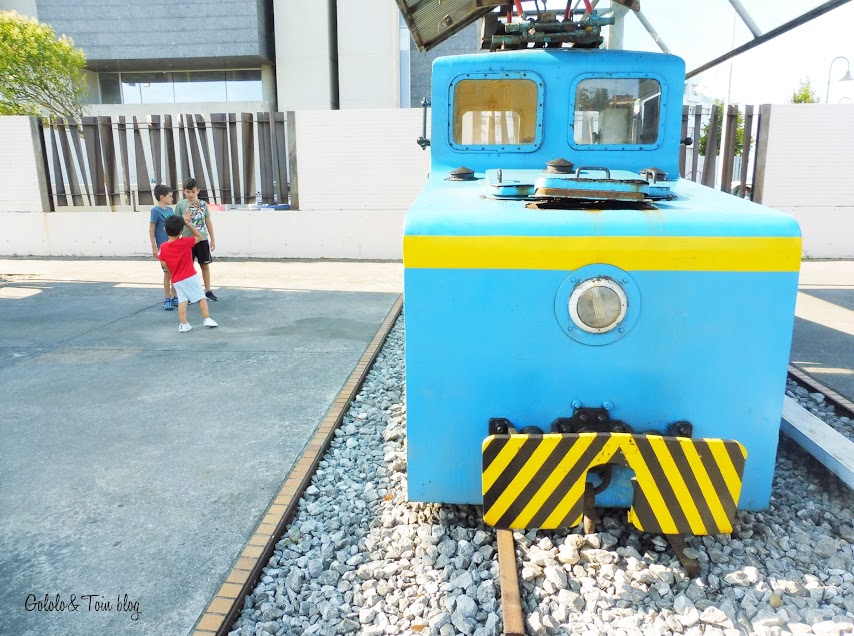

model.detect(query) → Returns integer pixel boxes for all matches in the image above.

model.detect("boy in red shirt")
[158,215,218,333]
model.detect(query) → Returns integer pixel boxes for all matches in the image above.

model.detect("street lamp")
[825,56,853,103]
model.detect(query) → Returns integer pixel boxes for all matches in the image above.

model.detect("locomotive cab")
[402,12,801,537]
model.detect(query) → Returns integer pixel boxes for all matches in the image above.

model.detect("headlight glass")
[568,278,627,334]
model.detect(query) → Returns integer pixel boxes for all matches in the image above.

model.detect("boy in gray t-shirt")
[175,177,218,302]
[148,184,178,310]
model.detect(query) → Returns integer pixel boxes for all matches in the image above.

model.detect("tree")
[0,11,87,119]
[698,100,745,156]
[788,78,819,103]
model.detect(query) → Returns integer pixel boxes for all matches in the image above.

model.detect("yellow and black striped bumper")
[482,432,747,535]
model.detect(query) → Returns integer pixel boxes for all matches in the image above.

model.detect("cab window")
[453,78,539,146]
[573,78,661,145]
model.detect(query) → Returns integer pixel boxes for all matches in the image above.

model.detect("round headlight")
[568,277,627,334]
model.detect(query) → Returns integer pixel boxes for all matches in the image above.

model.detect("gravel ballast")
[230,318,854,636]
[786,378,854,443]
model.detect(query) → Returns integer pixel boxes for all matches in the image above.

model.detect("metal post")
[725,0,763,37]
[825,56,852,103]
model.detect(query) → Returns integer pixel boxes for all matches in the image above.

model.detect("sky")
[544,0,854,105]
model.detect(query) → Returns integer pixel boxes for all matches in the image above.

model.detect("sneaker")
[163,298,174,311]
[171,296,179,308]
[178,323,192,333]
[203,317,218,328]
[205,290,219,302]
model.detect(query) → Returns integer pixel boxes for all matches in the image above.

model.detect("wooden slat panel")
[691,107,702,183]
[117,116,131,205]
[35,117,56,212]
[56,118,84,206]
[194,114,215,202]
[211,113,230,204]
[700,104,718,187]
[739,105,754,199]
[257,112,273,204]
[134,116,153,206]
[679,105,689,178]
[83,116,107,206]
[149,115,162,184]
[228,113,240,204]
[164,114,177,191]
[49,120,68,207]
[241,113,255,204]
[185,113,208,199]
[286,111,299,210]
[98,116,119,206]
[274,112,288,205]
[67,118,92,203]
[178,114,191,189]
[720,104,738,193]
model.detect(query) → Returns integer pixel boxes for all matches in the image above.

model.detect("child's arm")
[206,213,216,252]
[183,217,204,244]
[149,223,158,258]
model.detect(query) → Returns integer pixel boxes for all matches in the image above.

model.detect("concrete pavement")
[0,258,402,636]
[791,260,854,402]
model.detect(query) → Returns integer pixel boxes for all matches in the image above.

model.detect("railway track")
[784,366,854,490]
[199,326,854,636]
[787,366,854,425]
[494,370,854,636]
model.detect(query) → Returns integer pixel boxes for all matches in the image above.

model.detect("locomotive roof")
[404,175,802,240]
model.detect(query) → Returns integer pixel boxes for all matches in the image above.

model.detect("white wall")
[0,117,51,213]
[274,0,337,110]
[293,108,429,210]
[754,104,854,259]
[336,0,400,109]
[0,209,404,259]
[0,109,428,259]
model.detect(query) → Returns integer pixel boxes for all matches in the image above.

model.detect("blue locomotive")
[401,8,800,535]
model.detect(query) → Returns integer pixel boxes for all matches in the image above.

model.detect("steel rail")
[788,365,854,420]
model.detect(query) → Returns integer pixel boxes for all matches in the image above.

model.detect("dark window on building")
[99,73,121,104]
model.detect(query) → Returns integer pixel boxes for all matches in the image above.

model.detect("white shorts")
[173,274,206,304]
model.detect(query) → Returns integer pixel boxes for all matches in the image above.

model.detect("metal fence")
[679,104,760,199]
[41,113,290,211]
[39,105,759,211]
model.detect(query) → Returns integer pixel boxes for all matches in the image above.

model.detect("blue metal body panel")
[404,48,801,514]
